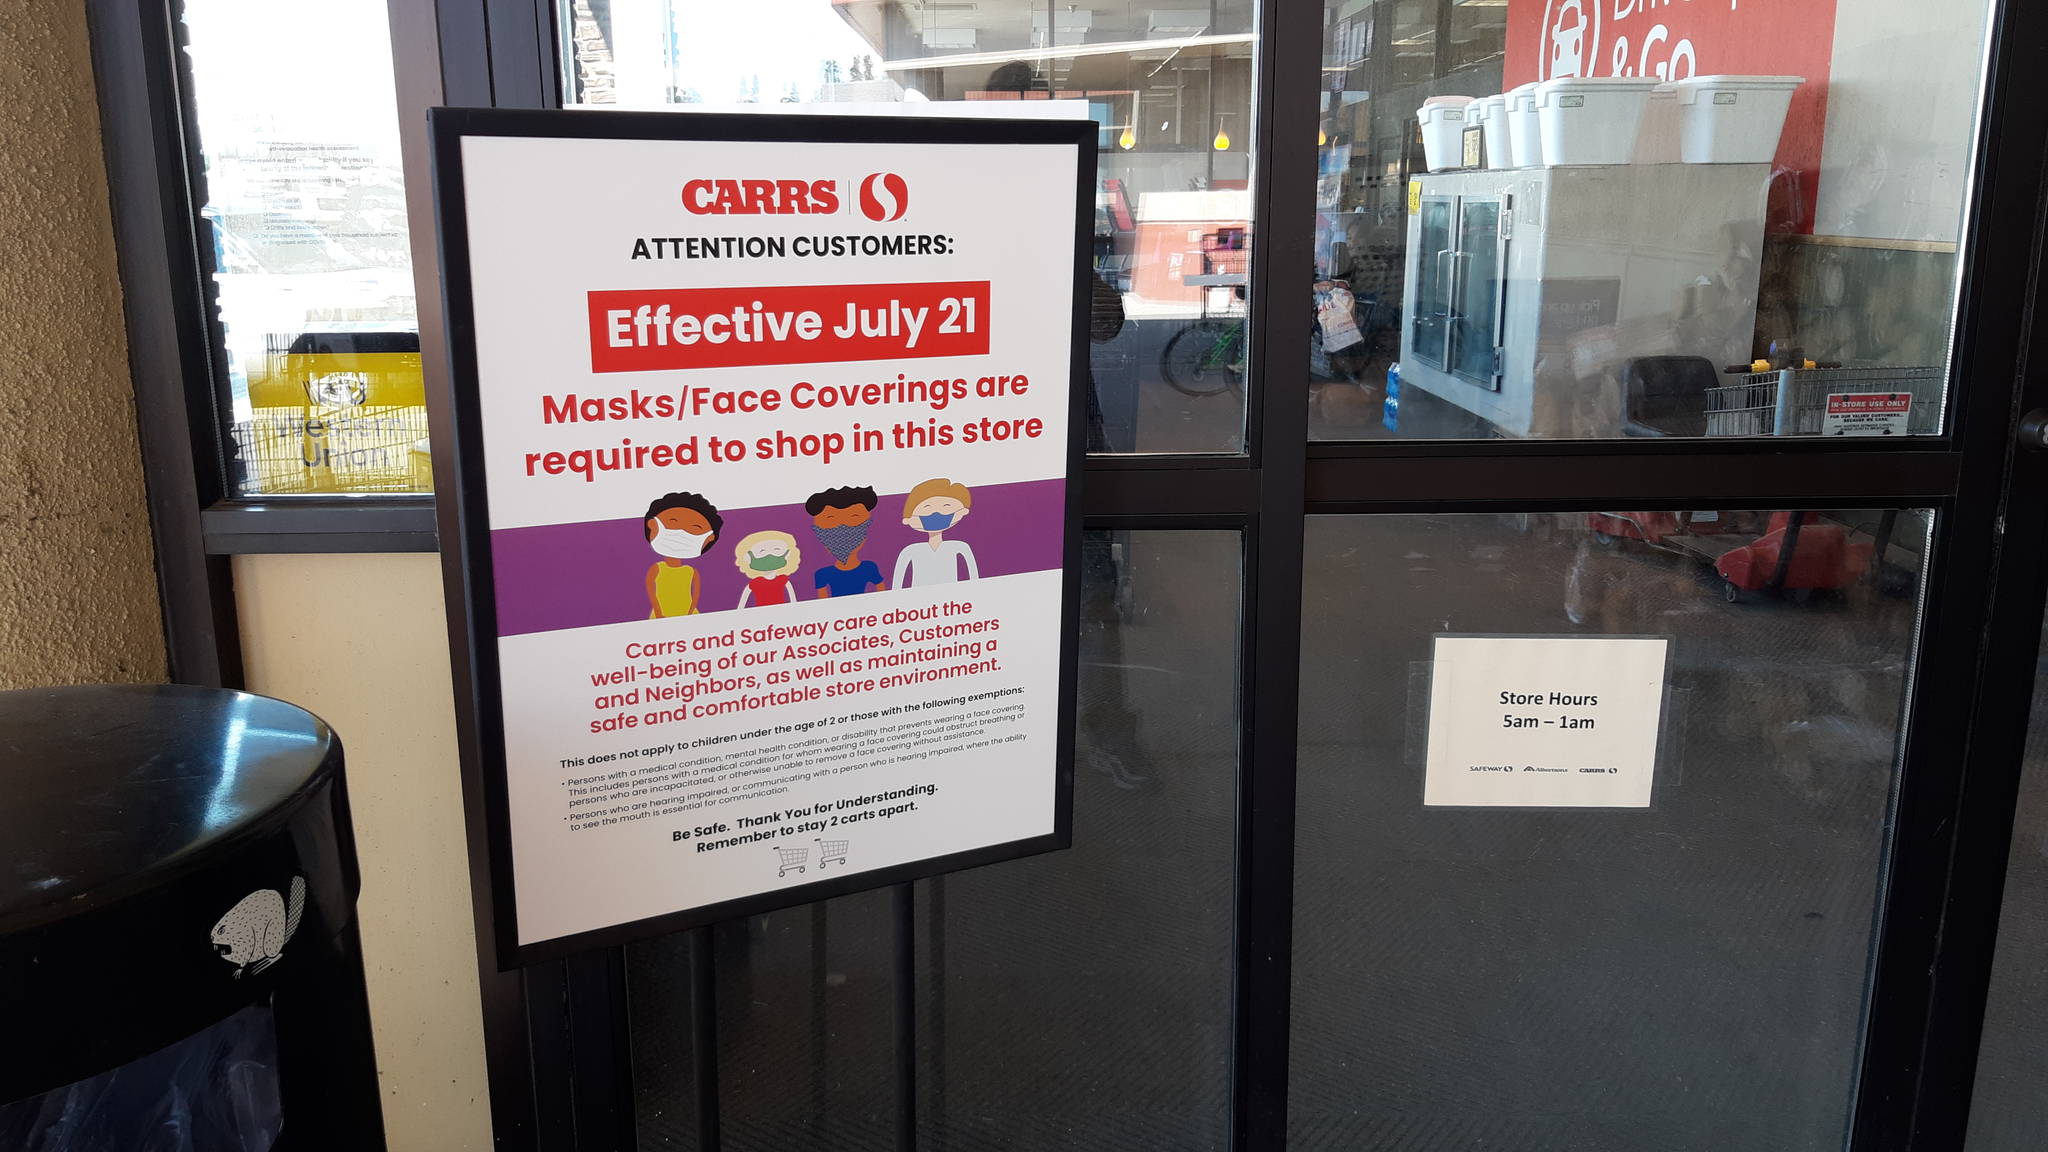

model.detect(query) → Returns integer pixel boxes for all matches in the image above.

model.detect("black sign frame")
[428,107,1093,967]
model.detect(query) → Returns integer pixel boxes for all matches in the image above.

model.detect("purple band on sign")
[491,476,1066,636]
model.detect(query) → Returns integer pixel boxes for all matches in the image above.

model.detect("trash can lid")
[0,684,340,934]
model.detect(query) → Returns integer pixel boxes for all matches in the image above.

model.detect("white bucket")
[1474,94,1513,168]
[1535,77,1660,166]
[1507,83,1542,168]
[1664,75,1804,164]
[1418,95,1476,172]
[1633,88,1680,165]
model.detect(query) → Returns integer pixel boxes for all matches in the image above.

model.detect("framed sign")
[428,109,1092,965]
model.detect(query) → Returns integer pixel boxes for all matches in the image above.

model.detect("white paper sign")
[1423,635,1670,808]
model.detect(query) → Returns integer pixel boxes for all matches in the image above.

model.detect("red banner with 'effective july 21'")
[587,281,991,374]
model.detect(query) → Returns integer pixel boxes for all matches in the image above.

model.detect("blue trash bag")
[0,1003,282,1151]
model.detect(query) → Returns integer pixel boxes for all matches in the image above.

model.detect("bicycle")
[1159,308,1247,397]
[1160,229,1251,397]
[1160,276,1391,397]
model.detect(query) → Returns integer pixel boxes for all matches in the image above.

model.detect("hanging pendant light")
[1213,115,1231,151]
[1119,126,1136,150]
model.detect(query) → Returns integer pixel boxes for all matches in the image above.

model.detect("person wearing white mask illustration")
[644,491,723,618]
[891,478,979,588]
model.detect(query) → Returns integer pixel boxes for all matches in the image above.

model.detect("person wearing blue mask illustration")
[892,477,979,588]
[807,485,887,598]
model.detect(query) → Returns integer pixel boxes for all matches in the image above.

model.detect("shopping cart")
[815,838,849,870]
[1200,227,1249,279]
[774,846,809,877]
[232,405,430,493]
[1704,366,1941,437]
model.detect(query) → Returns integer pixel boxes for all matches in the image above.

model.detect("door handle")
[2020,409,2048,450]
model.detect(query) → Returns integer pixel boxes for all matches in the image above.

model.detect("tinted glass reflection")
[1309,0,1987,442]
[1292,510,1927,1149]
[564,0,1257,454]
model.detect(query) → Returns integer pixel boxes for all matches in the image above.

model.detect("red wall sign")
[1504,0,1839,232]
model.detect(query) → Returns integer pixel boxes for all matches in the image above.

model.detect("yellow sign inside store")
[240,348,431,495]
[246,350,426,409]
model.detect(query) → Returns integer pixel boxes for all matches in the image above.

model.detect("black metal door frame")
[166,0,2048,1146]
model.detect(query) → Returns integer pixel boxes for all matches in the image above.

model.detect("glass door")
[1449,196,1506,389]
[460,0,2048,1148]
[1966,614,2048,1150]
[1289,0,2044,1146]
[1410,197,1454,373]
[1954,139,2048,1152]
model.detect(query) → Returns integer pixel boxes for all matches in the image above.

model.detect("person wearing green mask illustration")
[732,529,801,608]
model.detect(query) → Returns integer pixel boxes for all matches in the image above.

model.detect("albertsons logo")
[856,172,908,222]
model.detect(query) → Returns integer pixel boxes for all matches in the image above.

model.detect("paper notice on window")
[1823,392,1912,437]
[1423,635,1670,808]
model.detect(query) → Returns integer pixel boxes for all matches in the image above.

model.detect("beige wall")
[235,552,494,1151]
[3,3,490,1143]
[0,0,164,688]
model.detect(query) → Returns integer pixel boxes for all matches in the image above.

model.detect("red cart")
[1585,511,1877,603]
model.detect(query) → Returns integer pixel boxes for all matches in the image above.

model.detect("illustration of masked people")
[891,478,979,588]
[645,491,722,618]
[734,530,801,608]
[808,485,887,598]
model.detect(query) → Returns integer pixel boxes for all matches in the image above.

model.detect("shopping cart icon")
[815,838,849,870]
[774,846,809,877]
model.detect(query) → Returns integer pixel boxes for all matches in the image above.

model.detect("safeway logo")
[679,173,910,220]
[857,172,909,222]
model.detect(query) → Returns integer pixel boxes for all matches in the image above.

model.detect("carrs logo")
[680,173,909,221]
[857,172,908,222]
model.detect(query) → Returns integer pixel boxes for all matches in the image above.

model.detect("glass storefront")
[563,0,1257,454]
[1293,510,1927,1147]
[1306,0,1990,442]
[115,0,2048,1146]
[627,530,1240,1149]
[182,0,428,495]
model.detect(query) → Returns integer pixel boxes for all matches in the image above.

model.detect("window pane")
[181,0,426,495]
[1292,510,1929,1147]
[916,530,1239,1148]
[1307,0,1990,441]
[627,891,899,1150]
[562,0,1256,454]
[628,530,1242,1148]
[1965,621,2048,1150]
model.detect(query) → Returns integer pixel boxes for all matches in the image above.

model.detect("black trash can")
[0,685,385,1151]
